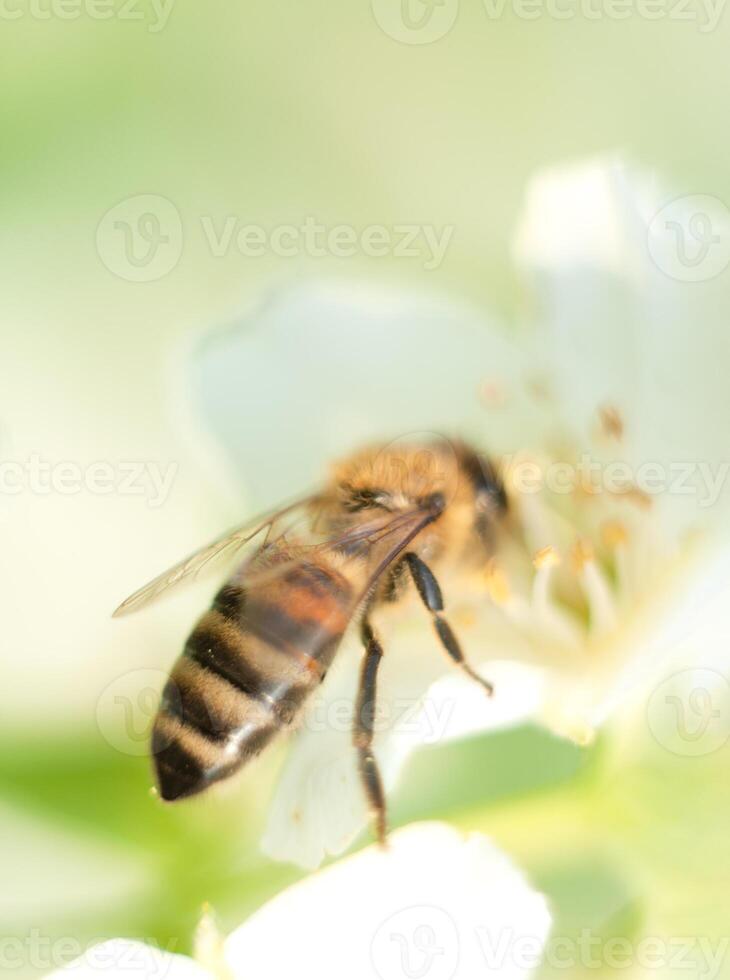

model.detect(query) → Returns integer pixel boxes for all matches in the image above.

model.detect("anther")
[533,545,561,570]
[598,404,624,441]
[570,538,595,573]
[601,521,628,549]
[485,558,511,605]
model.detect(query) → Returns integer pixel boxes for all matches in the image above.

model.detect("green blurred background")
[2,2,730,977]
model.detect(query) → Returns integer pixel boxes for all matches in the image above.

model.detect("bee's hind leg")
[353,617,388,847]
[403,552,494,697]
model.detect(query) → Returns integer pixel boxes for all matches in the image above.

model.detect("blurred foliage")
[4,714,730,976]
[0,722,593,964]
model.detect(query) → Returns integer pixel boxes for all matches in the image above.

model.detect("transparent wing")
[112,495,318,617]
[234,505,440,605]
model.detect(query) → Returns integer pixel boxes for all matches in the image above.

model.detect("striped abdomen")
[152,557,354,801]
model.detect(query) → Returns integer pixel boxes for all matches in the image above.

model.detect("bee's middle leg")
[403,552,494,696]
[353,617,388,846]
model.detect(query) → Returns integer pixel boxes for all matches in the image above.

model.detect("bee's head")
[335,442,459,516]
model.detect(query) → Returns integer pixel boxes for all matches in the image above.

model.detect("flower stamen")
[597,403,624,441]
[530,546,582,646]
[571,537,617,635]
[532,546,560,611]
[484,558,511,606]
[601,520,630,604]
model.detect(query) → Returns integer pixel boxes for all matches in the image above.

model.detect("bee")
[114,438,508,843]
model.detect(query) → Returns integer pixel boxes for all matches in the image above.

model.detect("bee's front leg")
[353,617,388,847]
[403,552,494,697]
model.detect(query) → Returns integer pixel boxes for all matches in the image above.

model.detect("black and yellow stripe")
[152,558,354,801]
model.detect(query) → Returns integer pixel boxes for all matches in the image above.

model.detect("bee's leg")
[353,617,388,846]
[404,552,494,696]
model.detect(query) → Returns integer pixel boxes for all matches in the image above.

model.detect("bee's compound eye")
[422,492,446,515]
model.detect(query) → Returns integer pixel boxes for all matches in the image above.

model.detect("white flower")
[46,824,551,980]
[190,157,730,868]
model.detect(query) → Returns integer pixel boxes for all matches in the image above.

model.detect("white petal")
[513,156,730,531]
[609,538,730,704]
[260,639,371,870]
[193,280,547,505]
[45,940,209,980]
[230,823,551,980]
[423,660,546,745]
[513,153,648,280]
[538,535,730,741]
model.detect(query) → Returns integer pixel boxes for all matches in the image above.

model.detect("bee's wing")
[357,507,439,595]
[112,495,319,618]
[237,505,439,605]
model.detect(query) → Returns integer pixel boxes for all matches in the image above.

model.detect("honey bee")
[114,438,508,843]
